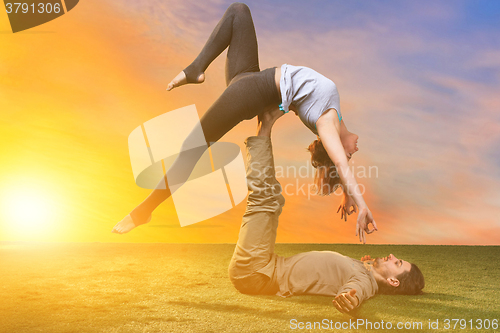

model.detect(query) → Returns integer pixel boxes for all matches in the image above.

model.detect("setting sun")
[1,183,59,239]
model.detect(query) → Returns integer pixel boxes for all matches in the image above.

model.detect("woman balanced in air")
[112,2,378,243]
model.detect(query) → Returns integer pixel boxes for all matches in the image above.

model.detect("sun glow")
[1,184,59,239]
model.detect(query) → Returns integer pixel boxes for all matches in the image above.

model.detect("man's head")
[370,254,425,295]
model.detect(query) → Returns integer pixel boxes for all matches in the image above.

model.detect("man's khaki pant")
[228,136,284,295]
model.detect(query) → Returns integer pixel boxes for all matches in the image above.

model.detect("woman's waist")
[230,67,282,103]
[275,66,281,100]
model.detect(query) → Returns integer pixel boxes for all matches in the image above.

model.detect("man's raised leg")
[228,108,284,295]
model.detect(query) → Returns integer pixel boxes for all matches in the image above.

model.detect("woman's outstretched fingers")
[357,225,365,243]
[366,223,377,234]
[355,208,378,242]
[356,225,363,243]
[356,209,366,243]
[365,211,378,234]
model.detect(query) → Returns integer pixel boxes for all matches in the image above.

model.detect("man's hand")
[360,255,372,262]
[333,289,359,313]
[337,191,357,222]
[356,208,378,244]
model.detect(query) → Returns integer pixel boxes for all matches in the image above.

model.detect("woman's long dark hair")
[307,139,341,196]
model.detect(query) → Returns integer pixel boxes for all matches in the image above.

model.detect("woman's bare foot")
[166,71,205,91]
[111,214,151,234]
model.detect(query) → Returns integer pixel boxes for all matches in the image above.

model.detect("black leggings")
[131,3,280,223]
[185,2,280,143]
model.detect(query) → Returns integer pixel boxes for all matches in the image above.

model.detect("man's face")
[372,254,411,279]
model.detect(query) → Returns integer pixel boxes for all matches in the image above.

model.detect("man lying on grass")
[228,108,425,313]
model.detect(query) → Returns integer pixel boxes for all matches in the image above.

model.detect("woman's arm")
[316,109,365,208]
[316,109,377,243]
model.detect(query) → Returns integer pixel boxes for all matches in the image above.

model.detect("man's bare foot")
[166,71,205,91]
[111,214,151,234]
[260,106,285,124]
[360,255,372,262]
[257,105,283,137]
[257,106,285,136]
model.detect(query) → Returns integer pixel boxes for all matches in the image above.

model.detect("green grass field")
[1,243,499,333]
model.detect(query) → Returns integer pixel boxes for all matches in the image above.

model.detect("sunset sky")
[1,0,499,245]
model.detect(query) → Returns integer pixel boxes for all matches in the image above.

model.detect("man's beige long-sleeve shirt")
[275,251,378,304]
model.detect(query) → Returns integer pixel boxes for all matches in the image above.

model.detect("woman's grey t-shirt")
[280,64,342,135]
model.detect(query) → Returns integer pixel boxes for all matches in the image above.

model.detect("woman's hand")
[316,110,377,243]
[337,191,357,222]
[356,208,378,244]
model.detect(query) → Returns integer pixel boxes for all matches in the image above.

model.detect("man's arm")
[332,267,377,313]
[333,289,359,313]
